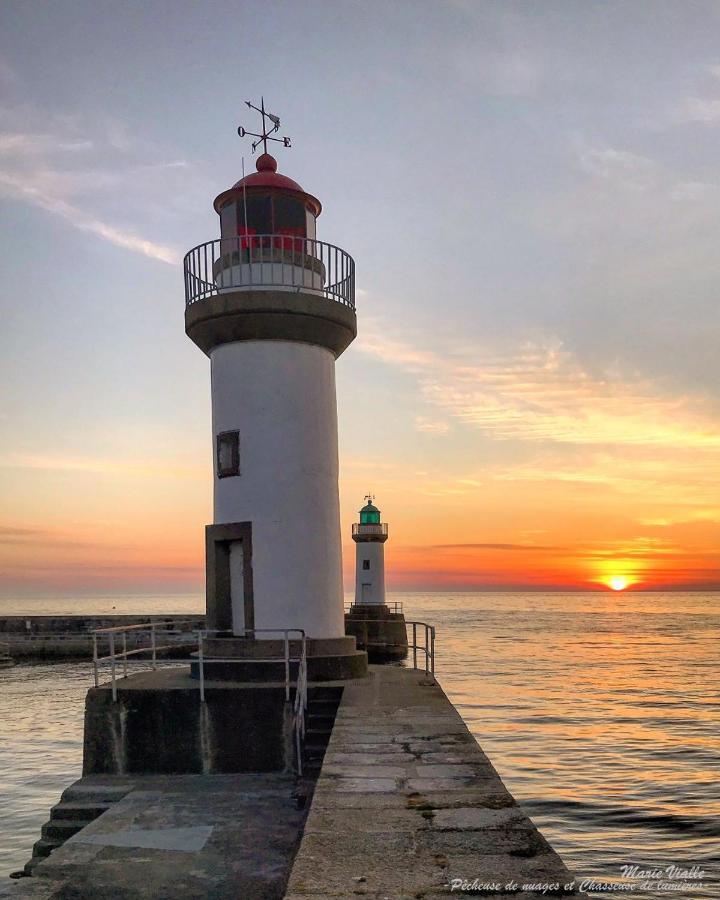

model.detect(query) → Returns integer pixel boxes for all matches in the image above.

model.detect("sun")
[608,576,629,591]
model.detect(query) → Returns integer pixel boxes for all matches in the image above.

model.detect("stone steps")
[301,687,342,776]
[20,779,132,875]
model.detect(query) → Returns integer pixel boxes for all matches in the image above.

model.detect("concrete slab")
[13,774,305,899]
[70,826,214,852]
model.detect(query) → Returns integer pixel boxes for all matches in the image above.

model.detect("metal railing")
[408,620,436,677]
[184,235,355,309]
[344,618,435,676]
[344,600,404,614]
[91,622,309,774]
[351,523,388,537]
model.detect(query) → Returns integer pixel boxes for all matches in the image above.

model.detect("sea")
[0,591,718,898]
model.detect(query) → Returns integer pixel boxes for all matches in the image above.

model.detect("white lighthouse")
[184,102,357,644]
[352,496,388,606]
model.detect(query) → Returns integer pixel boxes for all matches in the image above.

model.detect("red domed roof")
[213,153,322,216]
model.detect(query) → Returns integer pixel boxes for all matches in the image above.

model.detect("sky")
[1,0,720,598]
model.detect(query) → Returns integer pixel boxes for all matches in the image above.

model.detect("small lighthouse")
[184,102,366,677]
[345,495,408,661]
[352,495,388,605]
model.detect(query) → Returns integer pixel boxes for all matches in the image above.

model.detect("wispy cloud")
[0,171,179,264]
[414,415,450,435]
[358,327,720,449]
[0,99,191,263]
[432,542,565,552]
[675,96,720,125]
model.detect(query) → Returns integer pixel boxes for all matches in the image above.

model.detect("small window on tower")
[362,559,370,570]
[217,431,240,478]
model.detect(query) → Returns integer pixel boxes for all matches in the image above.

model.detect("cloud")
[414,415,450,435]
[678,96,720,124]
[0,452,204,480]
[431,542,566,552]
[358,328,720,449]
[0,171,179,264]
[0,100,192,263]
[577,146,658,189]
[0,525,95,548]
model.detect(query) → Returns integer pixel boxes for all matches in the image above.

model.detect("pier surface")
[285,665,574,897]
[1,774,305,899]
[3,666,574,898]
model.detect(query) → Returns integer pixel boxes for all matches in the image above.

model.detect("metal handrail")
[344,618,436,677]
[91,622,309,775]
[351,523,388,536]
[344,600,404,614]
[183,235,355,308]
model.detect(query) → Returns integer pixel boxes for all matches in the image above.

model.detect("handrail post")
[198,632,205,703]
[92,633,99,688]
[431,626,436,676]
[122,632,128,679]
[284,632,290,703]
[412,622,417,670]
[151,624,157,670]
[110,633,117,702]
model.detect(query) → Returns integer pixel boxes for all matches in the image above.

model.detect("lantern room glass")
[220,194,313,252]
[360,506,381,525]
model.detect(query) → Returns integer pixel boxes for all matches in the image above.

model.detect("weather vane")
[238,97,291,155]
[365,493,375,504]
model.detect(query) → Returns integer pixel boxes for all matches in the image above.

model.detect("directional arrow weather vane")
[238,97,291,155]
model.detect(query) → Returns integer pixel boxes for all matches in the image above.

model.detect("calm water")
[0,591,718,898]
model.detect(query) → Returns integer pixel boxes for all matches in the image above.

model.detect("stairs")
[21,780,133,875]
[302,686,342,777]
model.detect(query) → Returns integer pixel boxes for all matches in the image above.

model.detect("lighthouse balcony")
[352,523,389,542]
[184,235,354,309]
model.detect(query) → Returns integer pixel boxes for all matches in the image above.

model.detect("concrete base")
[344,604,409,662]
[192,634,368,682]
[83,670,294,775]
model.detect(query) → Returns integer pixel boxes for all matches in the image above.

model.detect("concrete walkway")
[285,666,576,898]
[2,774,306,900]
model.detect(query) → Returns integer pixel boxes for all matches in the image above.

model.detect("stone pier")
[3,667,575,899]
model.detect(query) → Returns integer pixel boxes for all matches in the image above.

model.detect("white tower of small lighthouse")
[184,102,356,641]
[352,496,388,606]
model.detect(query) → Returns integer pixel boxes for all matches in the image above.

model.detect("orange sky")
[3,5,720,598]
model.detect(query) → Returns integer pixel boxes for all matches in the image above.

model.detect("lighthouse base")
[344,604,409,663]
[191,634,368,682]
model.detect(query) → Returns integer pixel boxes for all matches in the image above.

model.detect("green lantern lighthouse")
[359,499,381,526]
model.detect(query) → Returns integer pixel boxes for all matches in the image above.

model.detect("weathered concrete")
[83,669,293,775]
[185,289,357,357]
[344,605,409,662]
[1,774,306,900]
[285,666,576,897]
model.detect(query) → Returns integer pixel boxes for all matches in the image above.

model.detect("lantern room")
[359,501,381,525]
[213,153,322,250]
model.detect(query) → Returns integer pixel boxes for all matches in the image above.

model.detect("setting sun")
[608,576,630,591]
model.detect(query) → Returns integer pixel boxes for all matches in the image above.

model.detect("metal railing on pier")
[408,620,436,676]
[184,235,355,309]
[344,600,404,614]
[91,622,309,775]
[343,618,435,676]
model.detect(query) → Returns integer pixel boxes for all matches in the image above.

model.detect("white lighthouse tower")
[352,496,388,606]
[346,495,408,661]
[184,102,359,656]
